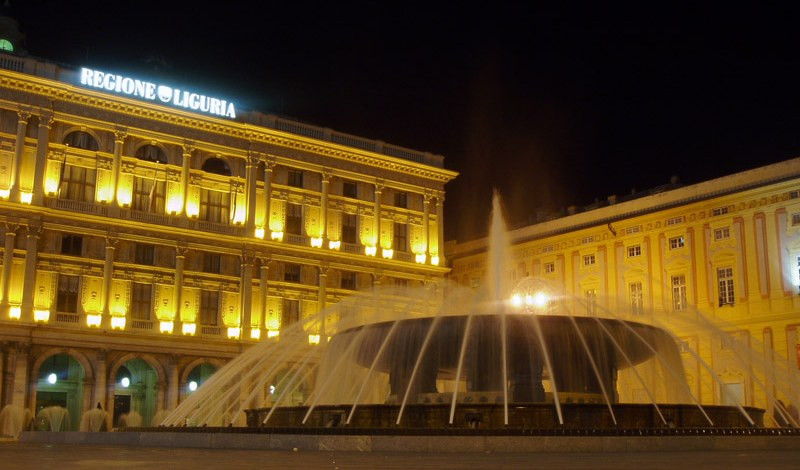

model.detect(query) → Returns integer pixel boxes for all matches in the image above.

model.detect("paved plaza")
[1,442,800,469]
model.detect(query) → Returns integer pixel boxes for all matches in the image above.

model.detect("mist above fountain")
[159,192,800,431]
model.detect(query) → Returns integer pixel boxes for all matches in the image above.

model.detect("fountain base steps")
[18,428,800,452]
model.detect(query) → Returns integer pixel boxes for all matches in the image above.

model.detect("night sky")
[8,2,800,242]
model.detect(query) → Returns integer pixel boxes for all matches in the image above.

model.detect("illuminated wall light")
[310,237,323,248]
[8,306,21,320]
[227,327,241,339]
[120,377,130,388]
[182,322,196,335]
[188,381,198,392]
[328,240,341,250]
[33,309,50,322]
[270,231,284,242]
[96,185,112,203]
[167,196,183,214]
[430,255,440,266]
[510,293,523,308]
[308,334,320,345]
[185,199,200,218]
[47,373,57,385]
[117,188,132,207]
[159,320,174,334]
[232,204,246,225]
[110,316,126,330]
[19,192,32,204]
[44,179,58,195]
[255,227,265,239]
[381,248,394,259]
[531,292,550,309]
[365,246,377,257]
[267,329,280,338]
[0,188,9,199]
[250,328,261,340]
[86,314,102,327]
[415,253,427,264]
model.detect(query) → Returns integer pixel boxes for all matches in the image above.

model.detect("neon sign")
[79,67,236,119]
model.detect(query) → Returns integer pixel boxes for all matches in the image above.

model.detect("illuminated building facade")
[0,45,456,427]
[447,158,800,421]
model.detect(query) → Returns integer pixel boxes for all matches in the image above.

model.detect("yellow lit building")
[447,158,800,423]
[0,41,456,426]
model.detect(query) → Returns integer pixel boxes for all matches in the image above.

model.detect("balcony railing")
[197,220,244,236]
[45,197,108,217]
[201,326,221,336]
[125,209,170,226]
[131,319,153,330]
[55,312,80,324]
[286,233,309,246]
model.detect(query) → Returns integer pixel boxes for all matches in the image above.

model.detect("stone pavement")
[2,442,800,469]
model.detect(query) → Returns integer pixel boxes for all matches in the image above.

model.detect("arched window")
[201,158,231,176]
[63,131,99,151]
[135,145,167,164]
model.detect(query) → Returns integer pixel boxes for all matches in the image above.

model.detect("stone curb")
[17,431,800,452]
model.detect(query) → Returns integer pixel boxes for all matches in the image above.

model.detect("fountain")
[35,405,70,432]
[159,192,800,432]
[79,406,109,432]
[0,405,32,438]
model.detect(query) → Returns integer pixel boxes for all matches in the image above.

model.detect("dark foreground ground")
[2,442,800,469]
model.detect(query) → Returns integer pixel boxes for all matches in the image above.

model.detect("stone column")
[101,236,117,328]
[155,381,166,416]
[31,111,53,206]
[10,110,30,202]
[168,355,180,410]
[374,181,384,253]
[262,159,274,236]
[436,192,445,265]
[240,253,254,339]
[423,192,432,260]
[318,266,328,345]
[10,343,29,408]
[1,224,17,311]
[259,259,269,332]
[173,246,187,330]
[246,152,259,235]
[110,129,126,206]
[93,349,108,415]
[180,144,193,216]
[1,343,17,407]
[320,170,330,243]
[20,225,40,322]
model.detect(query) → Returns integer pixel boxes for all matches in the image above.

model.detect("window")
[792,213,800,226]
[288,169,303,188]
[135,244,155,266]
[469,277,480,289]
[134,145,167,164]
[625,226,641,235]
[669,236,685,250]
[200,158,231,176]
[583,254,596,266]
[580,236,594,245]
[627,245,641,258]
[200,290,219,326]
[340,271,356,290]
[629,282,643,315]
[585,289,597,315]
[203,253,221,274]
[285,203,303,235]
[132,177,165,213]
[543,262,555,274]
[59,165,97,202]
[60,234,83,256]
[666,216,684,226]
[393,222,407,252]
[343,181,358,199]
[714,227,731,241]
[282,299,300,327]
[672,275,687,311]
[199,190,230,224]
[712,206,729,217]
[284,263,301,283]
[342,213,357,244]
[394,191,407,208]
[718,267,735,306]
[63,131,99,151]
[130,283,152,320]
[56,275,79,313]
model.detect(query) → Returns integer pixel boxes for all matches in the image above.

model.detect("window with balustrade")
[135,244,155,266]
[56,275,79,313]
[393,222,407,252]
[342,213,357,244]
[286,203,303,235]
[284,263,301,283]
[60,234,83,256]
[200,290,219,326]
[132,177,165,213]
[130,283,152,321]
[58,165,96,202]
[200,190,230,224]
[203,253,221,274]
